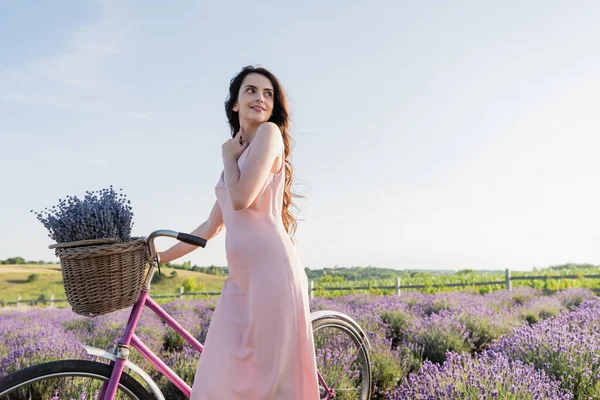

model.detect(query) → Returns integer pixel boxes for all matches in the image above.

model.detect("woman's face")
[233,73,275,125]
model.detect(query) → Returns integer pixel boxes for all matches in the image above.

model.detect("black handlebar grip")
[177,233,207,248]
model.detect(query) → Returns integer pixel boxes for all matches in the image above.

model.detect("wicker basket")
[52,238,149,317]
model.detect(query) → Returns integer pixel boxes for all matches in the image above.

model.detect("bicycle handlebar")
[147,230,207,264]
[176,232,207,247]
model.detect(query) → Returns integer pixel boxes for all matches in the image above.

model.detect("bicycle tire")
[0,359,155,400]
[312,317,372,400]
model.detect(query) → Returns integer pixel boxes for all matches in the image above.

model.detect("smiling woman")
[158,65,320,400]
[223,66,300,235]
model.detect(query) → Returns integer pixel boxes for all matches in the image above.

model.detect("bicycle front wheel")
[0,360,154,400]
[312,317,372,400]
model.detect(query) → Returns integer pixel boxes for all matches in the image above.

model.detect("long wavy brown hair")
[224,65,302,241]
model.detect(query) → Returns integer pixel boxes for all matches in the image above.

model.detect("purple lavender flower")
[386,350,572,399]
[2,289,598,398]
[0,309,87,377]
[492,299,600,398]
[31,186,134,243]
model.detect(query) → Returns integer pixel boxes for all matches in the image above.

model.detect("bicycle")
[0,229,372,400]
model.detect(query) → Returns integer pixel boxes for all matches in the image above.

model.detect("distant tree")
[182,278,205,292]
[151,272,165,284]
[456,269,475,276]
[320,274,345,283]
[182,278,195,292]
[6,257,25,265]
[208,265,222,276]
[410,271,429,279]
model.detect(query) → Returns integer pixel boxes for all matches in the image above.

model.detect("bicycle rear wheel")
[312,317,371,400]
[0,359,154,400]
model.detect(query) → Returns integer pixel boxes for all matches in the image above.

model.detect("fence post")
[17,296,21,307]
[395,277,401,296]
[50,295,55,308]
[179,287,184,300]
[309,280,314,300]
[505,269,511,291]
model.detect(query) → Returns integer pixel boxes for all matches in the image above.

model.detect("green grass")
[312,265,600,298]
[3,263,600,304]
[0,264,226,304]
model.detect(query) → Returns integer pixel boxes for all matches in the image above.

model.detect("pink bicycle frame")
[97,290,334,399]
[96,230,333,399]
[99,291,203,399]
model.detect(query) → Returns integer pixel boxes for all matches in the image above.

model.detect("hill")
[0,264,226,303]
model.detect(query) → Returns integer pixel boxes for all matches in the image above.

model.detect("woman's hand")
[222,127,249,161]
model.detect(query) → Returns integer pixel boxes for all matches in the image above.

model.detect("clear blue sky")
[1,1,599,271]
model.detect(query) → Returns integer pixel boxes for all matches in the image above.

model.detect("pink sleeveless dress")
[189,139,320,400]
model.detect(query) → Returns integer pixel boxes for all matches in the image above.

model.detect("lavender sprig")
[31,186,134,243]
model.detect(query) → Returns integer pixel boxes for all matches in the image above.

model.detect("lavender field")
[1,287,599,399]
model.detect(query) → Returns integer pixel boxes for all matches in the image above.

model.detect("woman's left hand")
[222,127,249,160]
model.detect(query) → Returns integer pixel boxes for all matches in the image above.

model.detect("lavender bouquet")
[32,186,134,243]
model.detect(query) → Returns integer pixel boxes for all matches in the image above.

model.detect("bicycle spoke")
[328,339,367,393]
[1,374,140,400]
[313,324,368,400]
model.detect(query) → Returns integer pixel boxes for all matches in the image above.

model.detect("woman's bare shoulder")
[255,122,283,148]
[257,121,281,137]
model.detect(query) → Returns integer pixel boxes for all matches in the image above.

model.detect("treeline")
[0,257,53,265]
[5,256,598,281]
[546,263,598,271]
[162,261,228,277]
[304,265,458,281]
[0,257,229,277]
[304,263,600,282]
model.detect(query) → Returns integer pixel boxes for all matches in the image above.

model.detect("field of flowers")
[1,287,599,399]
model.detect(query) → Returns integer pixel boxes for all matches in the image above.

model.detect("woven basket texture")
[54,238,148,317]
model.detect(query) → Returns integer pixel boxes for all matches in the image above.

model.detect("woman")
[158,65,320,399]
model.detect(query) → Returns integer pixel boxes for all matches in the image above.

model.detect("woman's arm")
[224,122,283,211]
[158,200,224,263]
